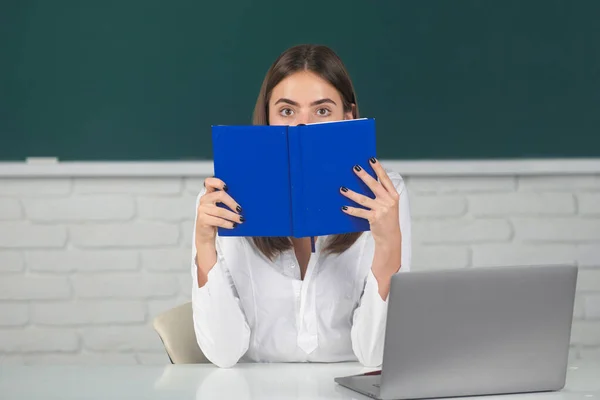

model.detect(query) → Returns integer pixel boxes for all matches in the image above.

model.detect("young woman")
[191,44,411,368]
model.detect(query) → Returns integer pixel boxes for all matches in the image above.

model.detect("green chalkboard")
[1,0,599,161]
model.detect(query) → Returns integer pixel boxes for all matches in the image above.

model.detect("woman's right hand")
[195,177,244,247]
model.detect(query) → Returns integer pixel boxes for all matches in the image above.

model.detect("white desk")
[1,360,598,400]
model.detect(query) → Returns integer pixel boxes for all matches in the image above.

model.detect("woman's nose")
[294,112,310,126]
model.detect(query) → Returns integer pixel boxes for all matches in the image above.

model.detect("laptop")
[335,264,578,400]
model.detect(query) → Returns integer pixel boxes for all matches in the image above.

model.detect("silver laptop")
[335,264,578,400]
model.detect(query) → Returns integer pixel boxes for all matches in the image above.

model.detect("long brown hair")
[251,44,363,260]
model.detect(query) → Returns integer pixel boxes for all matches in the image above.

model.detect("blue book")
[211,118,377,238]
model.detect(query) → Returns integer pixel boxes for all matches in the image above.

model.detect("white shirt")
[190,169,411,368]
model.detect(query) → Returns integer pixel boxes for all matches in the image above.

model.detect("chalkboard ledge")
[1,159,600,177]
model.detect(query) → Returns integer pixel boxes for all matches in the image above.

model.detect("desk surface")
[1,360,599,400]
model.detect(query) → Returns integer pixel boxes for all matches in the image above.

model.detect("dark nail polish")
[354,165,362,172]
[232,222,238,228]
[369,157,377,164]
[240,216,245,223]
[223,184,229,192]
[341,186,348,192]
[236,205,242,213]
[342,206,348,211]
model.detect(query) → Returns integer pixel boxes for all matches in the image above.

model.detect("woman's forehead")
[270,71,342,104]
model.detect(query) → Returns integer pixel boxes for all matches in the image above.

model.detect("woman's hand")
[340,157,402,298]
[195,177,244,287]
[195,177,244,247]
[340,157,401,247]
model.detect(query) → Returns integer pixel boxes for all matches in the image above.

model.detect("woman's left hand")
[340,157,401,247]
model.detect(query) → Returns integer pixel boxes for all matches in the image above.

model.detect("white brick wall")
[0,173,599,365]
[0,251,23,272]
[0,198,21,219]
[0,223,68,248]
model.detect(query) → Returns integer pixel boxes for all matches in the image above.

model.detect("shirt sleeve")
[351,171,412,367]
[190,189,251,368]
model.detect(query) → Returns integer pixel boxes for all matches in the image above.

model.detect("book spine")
[288,125,305,237]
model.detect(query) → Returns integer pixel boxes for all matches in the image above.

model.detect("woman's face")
[268,70,353,126]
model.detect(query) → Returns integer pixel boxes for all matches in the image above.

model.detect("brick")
[577,245,600,267]
[0,178,71,195]
[570,321,600,346]
[413,219,512,244]
[407,176,516,194]
[20,353,138,365]
[136,351,171,365]
[69,222,179,248]
[472,244,576,268]
[184,177,207,195]
[412,246,470,270]
[568,346,579,361]
[578,193,600,215]
[72,273,179,299]
[32,300,146,325]
[578,347,600,360]
[0,276,71,300]
[573,295,585,319]
[409,195,467,218]
[469,193,575,216]
[83,325,164,351]
[0,198,22,219]
[182,221,194,247]
[23,196,135,222]
[0,251,24,271]
[0,222,67,248]
[584,294,600,319]
[177,273,192,297]
[0,303,28,326]
[137,195,197,222]
[0,355,25,364]
[141,249,189,272]
[148,297,189,318]
[26,250,138,273]
[74,178,182,194]
[0,328,79,353]
[518,176,600,191]
[576,270,600,292]
[513,218,600,242]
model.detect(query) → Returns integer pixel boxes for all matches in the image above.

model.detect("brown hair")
[250,44,363,260]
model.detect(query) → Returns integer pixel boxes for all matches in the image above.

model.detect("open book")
[211,118,377,238]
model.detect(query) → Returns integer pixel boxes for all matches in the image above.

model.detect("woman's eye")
[279,108,294,117]
[316,108,331,117]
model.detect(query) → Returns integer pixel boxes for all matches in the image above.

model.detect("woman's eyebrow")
[310,98,337,106]
[273,98,338,107]
[274,98,300,106]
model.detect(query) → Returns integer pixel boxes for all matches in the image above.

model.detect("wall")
[0,164,599,365]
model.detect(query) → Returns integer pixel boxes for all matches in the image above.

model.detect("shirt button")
[290,264,295,269]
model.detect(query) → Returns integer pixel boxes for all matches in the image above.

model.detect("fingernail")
[354,165,362,172]
[341,186,348,192]
[236,205,242,213]
[223,184,229,192]
[369,157,377,164]
[232,222,238,228]
[240,216,245,223]
[342,206,348,211]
